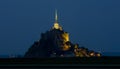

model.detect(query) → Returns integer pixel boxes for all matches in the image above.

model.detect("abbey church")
[24,10,101,58]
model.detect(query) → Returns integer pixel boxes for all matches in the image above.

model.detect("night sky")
[0,0,120,55]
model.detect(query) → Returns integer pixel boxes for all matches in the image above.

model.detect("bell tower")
[53,10,62,30]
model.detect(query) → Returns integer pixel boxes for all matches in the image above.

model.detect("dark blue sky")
[0,0,120,55]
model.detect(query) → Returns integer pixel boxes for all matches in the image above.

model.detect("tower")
[53,10,62,30]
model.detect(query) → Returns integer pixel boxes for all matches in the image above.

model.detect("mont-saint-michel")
[24,10,101,58]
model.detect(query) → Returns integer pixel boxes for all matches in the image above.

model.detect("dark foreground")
[0,57,120,69]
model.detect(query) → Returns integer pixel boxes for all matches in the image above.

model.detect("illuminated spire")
[55,9,58,23]
[53,10,62,30]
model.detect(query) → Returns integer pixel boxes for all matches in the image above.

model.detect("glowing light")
[62,33,69,42]
[97,53,101,57]
[62,44,70,51]
[54,23,59,29]
[90,53,94,56]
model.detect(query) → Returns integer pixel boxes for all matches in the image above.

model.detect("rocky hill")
[24,26,101,58]
[24,11,101,58]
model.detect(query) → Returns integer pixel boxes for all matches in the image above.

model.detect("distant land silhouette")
[0,52,119,58]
